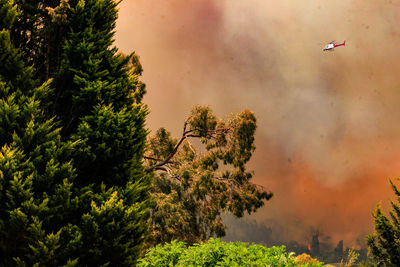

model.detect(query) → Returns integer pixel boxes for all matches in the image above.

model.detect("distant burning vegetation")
[222,216,368,263]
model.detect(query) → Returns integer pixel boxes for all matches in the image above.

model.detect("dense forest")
[1,0,400,266]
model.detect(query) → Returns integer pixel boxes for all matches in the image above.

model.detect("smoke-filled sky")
[115,0,400,248]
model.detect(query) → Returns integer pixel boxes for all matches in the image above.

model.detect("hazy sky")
[115,0,400,247]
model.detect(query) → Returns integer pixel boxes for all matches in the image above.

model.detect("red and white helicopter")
[323,40,345,51]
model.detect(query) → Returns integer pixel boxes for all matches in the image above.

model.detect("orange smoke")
[249,134,400,246]
[115,0,400,248]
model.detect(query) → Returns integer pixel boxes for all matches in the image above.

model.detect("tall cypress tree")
[1,0,150,265]
[54,0,147,185]
[50,0,150,265]
[0,0,76,265]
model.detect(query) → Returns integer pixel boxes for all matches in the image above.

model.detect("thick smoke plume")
[115,0,400,247]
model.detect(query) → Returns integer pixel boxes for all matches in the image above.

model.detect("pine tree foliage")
[1,0,150,265]
[145,106,273,247]
[367,179,400,266]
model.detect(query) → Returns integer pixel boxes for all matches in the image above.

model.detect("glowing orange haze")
[115,0,400,247]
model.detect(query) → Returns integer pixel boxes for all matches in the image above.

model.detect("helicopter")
[323,40,345,51]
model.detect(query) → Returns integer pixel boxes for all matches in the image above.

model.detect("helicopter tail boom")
[334,40,346,47]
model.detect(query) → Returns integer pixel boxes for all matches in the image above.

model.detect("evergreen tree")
[53,0,149,265]
[1,0,150,265]
[367,179,400,266]
[0,1,76,265]
[50,0,150,265]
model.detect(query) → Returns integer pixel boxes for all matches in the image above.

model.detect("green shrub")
[295,253,323,266]
[138,238,325,266]
[138,240,187,266]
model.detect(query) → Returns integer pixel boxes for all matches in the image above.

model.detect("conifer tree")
[1,0,150,265]
[49,0,150,265]
[0,1,76,265]
[367,179,400,266]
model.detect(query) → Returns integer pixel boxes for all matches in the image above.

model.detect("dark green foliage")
[0,2,76,265]
[0,0,150,265]
[50,2,151,263]
[54,0,144,136]
[11,0,70,81]
[71,104,147,187]
[51,0,150,264]
[138,238,324,267]
[367,179,400,266]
